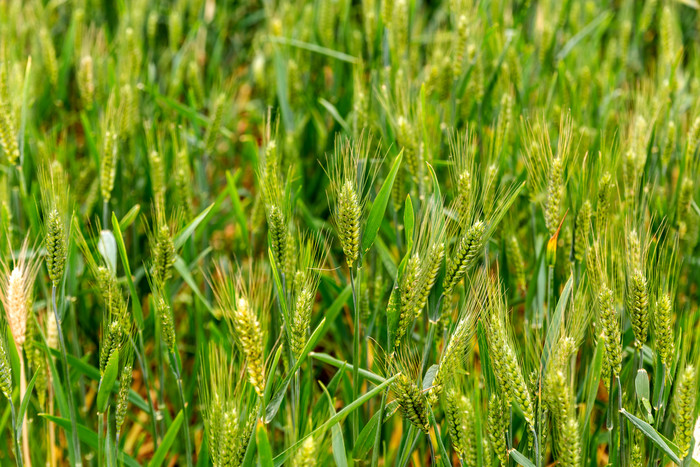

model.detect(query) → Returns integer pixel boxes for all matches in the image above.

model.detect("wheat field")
[0,0,699,466]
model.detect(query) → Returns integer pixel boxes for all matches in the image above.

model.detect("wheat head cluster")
[0,0,699,466]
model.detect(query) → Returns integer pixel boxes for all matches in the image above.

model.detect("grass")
[0,0,699,466]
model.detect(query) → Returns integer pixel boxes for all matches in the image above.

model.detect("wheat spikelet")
[598,284,621,378]
[0,331,12,401]
[674,364,697,459]
[488,394,509,466]
[654,293,674,370]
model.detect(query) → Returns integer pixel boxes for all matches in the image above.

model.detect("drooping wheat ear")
[654,293,674,370]
[596,171,613,230]
[115,348,134,437]
[574,200,592,262]
[488,394,509,466]
[204,92,226,155]
[0,331,12,401]
[674,364,697,459]
[444,387,478,464]
[598,284,621,379]
[1,238,40,350]
[506,234,527,294]
[443,220,485,296]
[393,372,430,433]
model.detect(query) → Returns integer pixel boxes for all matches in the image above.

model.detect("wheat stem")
[10,398,24,467]
[52,286,82,466]
[173,365,193,467]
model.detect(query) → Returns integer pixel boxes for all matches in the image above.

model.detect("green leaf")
[425,162,442,204]
[40,414,140,467]
[320,382,349,467]
[174,256,215,315]
[404,194,414,252]
[353,409,381,460]
[268,36,360,63]
[265,318,327,422]
[509,448,536,467]
[148,409,184,467]
[319,98,351,133]
[174,203,215,249]
[635,369,650,400]
[17,370,39,441]
[422,364,438,392]
[47,348,149,412]
[256,422,274,467]
[96,351,120,413]
[318,285,352,338]
[310,352,385,385]
[273,375,397,466]
[621,408,681,464]
[97,230,118,274]
[268,248,291,329]
[541,273,573,373]
[119,205,141,230]
[111,213,144,329]
[362,151,403,256]
[225,170,249,249]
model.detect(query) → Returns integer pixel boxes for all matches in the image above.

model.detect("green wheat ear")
[674,364,697,459]
[487,393,509,466]
[115,347,134,438]
[444,387,477,464]
[0,329,12,401]
[598,284,622,379]
[39,162,70,287]
[654,293,674,370]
